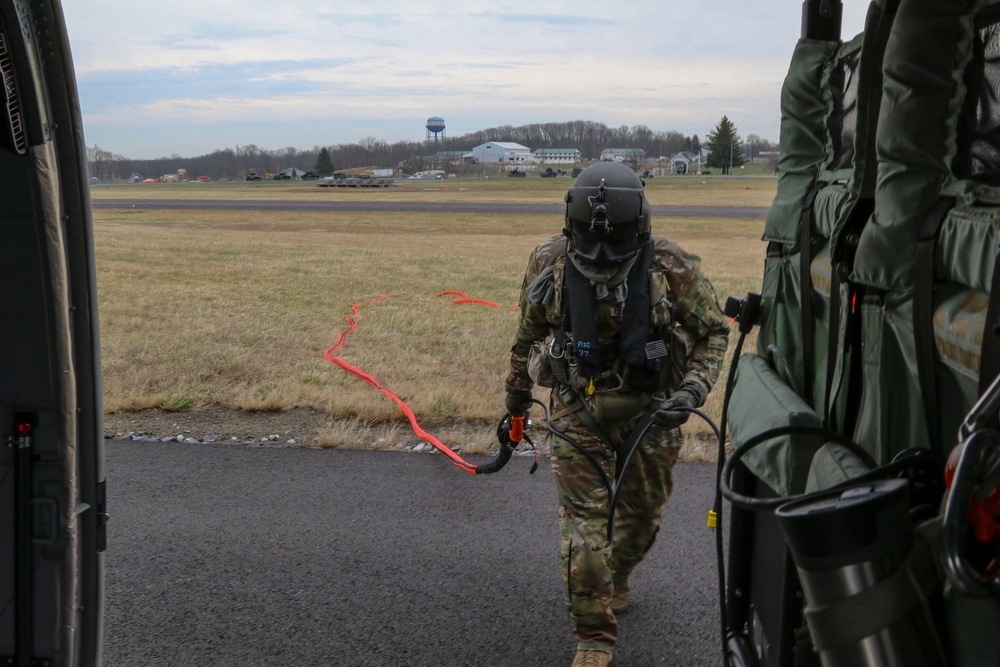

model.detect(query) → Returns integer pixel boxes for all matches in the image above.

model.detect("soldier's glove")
[505,384,533,418]
[652,386,702,430]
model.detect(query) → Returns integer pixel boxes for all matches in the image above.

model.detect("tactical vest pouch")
[592,390,654,423]
[728,353,825,496]
[527,341,556,388]
[528,337,572,388]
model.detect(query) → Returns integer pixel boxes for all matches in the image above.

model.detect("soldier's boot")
[610,579,630,614]
[571,649,612,667]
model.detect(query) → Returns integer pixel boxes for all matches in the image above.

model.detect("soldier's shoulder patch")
[652,235,700,289]
[533,235,568,267]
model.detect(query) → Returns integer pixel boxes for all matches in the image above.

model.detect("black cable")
[715,328,747,657]
[475,413,543,475]
[527,396,725,545]
[607,406,723,544]
[528,397,616,500]
[720,424,880,510]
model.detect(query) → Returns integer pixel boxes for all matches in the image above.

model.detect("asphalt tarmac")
[103,440,726,666]
[91,198,768,219]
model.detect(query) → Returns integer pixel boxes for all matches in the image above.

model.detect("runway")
[103,439,726,666]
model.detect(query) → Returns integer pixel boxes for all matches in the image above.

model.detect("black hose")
[471,413,536,475]
[605,418,657,544]
[530,397,616,500]
[720,424,881,510]
[607,407,723,544]
[472,442,515,475]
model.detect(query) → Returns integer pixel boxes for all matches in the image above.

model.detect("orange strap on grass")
[436,290,501,308]
[324,292,507,475]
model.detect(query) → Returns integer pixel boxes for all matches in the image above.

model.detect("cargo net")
[0,22,26,155]
[827,47,860,172]
[957,12,1000,182]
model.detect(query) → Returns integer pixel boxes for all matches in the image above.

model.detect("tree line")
[86,118,776,182]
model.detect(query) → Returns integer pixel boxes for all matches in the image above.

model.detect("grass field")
[94,176,773,457]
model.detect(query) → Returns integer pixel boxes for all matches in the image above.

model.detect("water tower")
[425,116,446,144]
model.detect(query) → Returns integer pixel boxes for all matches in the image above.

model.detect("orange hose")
[324,292,513,474]
[452,297,500,308]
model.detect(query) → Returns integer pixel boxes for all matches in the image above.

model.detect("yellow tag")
[587,377,595,396]
[707,510,717,529]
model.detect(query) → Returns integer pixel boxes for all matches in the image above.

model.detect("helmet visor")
[565,183,647,266]
[568,218,642,266]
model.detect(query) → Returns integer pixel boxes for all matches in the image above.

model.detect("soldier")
[504,162,730,667]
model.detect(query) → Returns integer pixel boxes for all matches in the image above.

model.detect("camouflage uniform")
[507,234,729,653]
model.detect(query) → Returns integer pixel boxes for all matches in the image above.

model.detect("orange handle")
[510,416,524,443]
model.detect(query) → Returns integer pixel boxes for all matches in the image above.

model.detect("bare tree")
[745,133,764,163]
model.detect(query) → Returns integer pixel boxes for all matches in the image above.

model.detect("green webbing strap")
[555,385,616,451]
[913,196,955,453]
[799,183,827,406]
[803,531,941,651]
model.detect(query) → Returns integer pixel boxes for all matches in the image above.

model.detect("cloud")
[471,12,611,27]
[64,1,871,158]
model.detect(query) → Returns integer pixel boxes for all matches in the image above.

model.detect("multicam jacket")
[507,234,730,402]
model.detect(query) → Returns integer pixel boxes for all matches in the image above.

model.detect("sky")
[61,2,869,160]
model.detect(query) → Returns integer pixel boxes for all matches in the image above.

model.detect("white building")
[471,142,533,165]
[532,148,581,164]
[668,148,711,174]
[599,147,646,162]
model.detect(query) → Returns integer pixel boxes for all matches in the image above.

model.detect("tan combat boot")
[571,649,612,667]
[610,579,630,613]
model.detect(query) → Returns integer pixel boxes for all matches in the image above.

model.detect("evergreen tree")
[705,116,745,174]
[315,147,335,176]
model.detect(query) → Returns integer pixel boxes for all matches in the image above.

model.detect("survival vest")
[526,236,686,398]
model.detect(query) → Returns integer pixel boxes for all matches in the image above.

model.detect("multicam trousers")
[548,393,681,652]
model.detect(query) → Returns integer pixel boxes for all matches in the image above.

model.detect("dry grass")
[94,179,771,454]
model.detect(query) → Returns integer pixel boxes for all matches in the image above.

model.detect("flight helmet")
[563,162,652,267]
